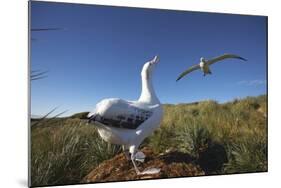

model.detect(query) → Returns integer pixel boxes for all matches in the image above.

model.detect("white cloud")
[237,79,266,86]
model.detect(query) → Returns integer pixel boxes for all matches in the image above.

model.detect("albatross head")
[141,55,159,80]
[200,57,205,62]
[139,55,160,104]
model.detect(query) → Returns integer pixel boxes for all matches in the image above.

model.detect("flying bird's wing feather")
[207,54,247,66]
[176,64,200,81]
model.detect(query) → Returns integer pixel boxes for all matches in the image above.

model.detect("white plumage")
[88,56,163,175]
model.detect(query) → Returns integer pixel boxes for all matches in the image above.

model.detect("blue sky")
[31,1,267,116]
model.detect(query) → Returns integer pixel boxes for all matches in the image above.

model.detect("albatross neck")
[138,73,160,104]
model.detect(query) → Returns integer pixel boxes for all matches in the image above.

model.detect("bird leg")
[132,152,161,175]
[130,146,160,175]
[131,152,141,175]
[122,145,130,161]
[124,150,130,160]
[135,151,146,163]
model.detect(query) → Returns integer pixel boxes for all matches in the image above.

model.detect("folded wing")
[88,99,153,129]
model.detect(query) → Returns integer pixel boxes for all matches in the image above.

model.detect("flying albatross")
[176,53,247,81]
[88,56,163,175]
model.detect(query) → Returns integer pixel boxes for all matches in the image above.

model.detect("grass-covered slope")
[147,95,267,173]
[30,95,267,187]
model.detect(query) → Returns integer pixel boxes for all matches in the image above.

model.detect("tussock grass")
[148,95,267,174]
[31,95,267,186]
[31,119,121,186]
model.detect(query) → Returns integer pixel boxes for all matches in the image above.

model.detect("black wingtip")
[239,57,247,61]
[233,55,247,61]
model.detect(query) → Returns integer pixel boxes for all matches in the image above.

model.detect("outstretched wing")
[88,99,153,129]
[207,54,247,66]
[176,64,200,81]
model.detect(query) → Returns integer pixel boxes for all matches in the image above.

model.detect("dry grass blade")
[31,28,63,31]
[31,107,68,128]
[31,70,48,81]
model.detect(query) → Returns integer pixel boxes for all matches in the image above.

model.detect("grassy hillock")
[146,95,267,173]
[30,95,267,187]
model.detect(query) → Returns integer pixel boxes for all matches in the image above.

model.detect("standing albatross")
[176,53,247,81]
[88,56,163,175]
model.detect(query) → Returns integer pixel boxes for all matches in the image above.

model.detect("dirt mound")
[82,147,205,183]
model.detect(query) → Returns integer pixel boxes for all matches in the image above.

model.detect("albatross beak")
[151,55,159,64]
